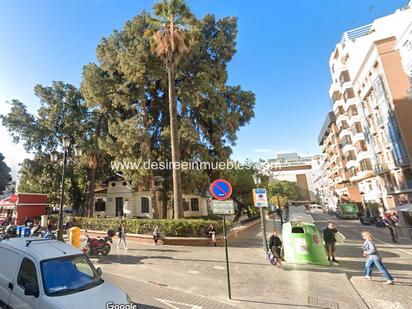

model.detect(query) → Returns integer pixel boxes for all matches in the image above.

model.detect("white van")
[0,237,134,308]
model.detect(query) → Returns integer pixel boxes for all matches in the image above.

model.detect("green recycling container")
[282,221,329,265]
[337,203,359,219]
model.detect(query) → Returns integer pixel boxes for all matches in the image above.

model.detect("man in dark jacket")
[268,229,283,267]
[323,223,338,263]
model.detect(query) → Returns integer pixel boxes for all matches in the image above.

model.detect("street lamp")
[253,173,268,254]
[51,135,82,241]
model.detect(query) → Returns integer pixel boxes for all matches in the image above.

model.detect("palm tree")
[147,0,194,219]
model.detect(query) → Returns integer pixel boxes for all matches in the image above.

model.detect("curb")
[339,273,370,309]
[81,217,261,247]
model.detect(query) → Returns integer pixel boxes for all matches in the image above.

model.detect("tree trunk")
[142,98,160,218]
[87,162,96,217]
[167,65,183,219]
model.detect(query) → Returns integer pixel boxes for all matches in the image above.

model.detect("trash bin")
[282,221,329,265]
[21,227,31,237]
[69,226,81,248]
[16,226,25,237]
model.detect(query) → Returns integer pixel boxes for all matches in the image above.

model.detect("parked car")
[359,215,377,225]
[308,204,324,213]
[336,203,359,220]
[0,237,134,308]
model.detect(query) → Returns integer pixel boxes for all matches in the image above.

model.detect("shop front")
[0,193,48,225]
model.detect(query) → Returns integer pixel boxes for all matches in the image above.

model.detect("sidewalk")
[96,216,368,309]
[313,213,412,309]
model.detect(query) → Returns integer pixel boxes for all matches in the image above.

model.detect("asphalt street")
[90,210,412,309]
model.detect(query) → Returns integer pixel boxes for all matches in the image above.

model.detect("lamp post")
[51,135,82,241]
[253,173,268,254]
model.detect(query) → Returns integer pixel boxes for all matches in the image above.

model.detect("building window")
[95,198,106,212]
[111,182,116,187]
[141,197,150,213]
[191,198,199,211]
[183,200,189,211]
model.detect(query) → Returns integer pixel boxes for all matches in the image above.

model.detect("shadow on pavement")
[95,254,173,265]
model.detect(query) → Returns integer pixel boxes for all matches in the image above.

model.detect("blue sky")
[0,0,408,178]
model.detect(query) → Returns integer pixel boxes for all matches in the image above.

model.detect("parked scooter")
[82,234,112,256]
[0,224,17,239]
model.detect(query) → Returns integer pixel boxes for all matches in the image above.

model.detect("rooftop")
[0,237,82,260]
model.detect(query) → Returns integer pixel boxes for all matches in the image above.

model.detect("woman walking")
[117,221,128,250]
[153,226,161,245]
[208,224,217,247]
[362,231,394,284]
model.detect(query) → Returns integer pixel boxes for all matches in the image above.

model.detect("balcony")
[346,160,359,170]
[333,99,344,114]
[329,83,340,99]
[348,114,361,127]
[352,132,365,144]
[344,98,358,112]
[357,151,370,162]
[335,114,348,127]
[339,128,351,140]
[342,143,355,154]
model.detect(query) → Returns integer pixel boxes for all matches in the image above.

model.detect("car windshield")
[41,254,103,296]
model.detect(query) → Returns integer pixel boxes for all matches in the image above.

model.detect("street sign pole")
[210,179,233,301]
[260,207,268,254]
[222,214,232,300]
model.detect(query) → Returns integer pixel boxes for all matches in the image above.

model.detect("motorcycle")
[0,225,17,239]
[82,235,112,256]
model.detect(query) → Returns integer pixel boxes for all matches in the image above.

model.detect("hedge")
[68,217,230,238]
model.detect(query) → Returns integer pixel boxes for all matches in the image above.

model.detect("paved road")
[93,214,372,309]
[312,212,412,309]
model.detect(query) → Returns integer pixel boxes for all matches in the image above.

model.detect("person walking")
[362,231,394,284]
[207,224,217,247]
[117,221,128,250]
[323,222,338,263]
[153,226,161,245]
[382,213,399,243]
[268,229,283,268]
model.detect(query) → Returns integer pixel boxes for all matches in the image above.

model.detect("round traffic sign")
[210,179,232,201]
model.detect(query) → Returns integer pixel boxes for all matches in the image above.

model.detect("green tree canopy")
[0,153,11,194]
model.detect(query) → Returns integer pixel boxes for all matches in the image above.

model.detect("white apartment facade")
[321,2,412,211]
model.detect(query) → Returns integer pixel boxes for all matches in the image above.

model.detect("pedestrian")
[117,220,128,250]
[207,224,217,247]
[362,231,394,284]
[382,213,399,243]
[153,226,160,245]
[276,207,283,225]
[23,216,30,226]
[6,214,12,225]
[268,229,283,268]
[323,222,338,263]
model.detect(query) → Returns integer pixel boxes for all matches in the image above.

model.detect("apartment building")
[320,2,412,210]
[268,153,321,201]
[317,112,359,209]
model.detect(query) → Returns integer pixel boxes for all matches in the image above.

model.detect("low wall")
[80,217,260,246]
